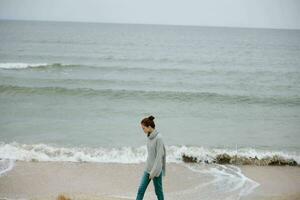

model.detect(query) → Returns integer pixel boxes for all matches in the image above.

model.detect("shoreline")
[0,161,300,200]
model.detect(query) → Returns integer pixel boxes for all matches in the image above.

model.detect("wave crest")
[0,142,299,166]
[1,84,299,106]
[0,62,49,69]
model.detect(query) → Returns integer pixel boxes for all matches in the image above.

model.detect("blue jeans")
[136,171,164,200]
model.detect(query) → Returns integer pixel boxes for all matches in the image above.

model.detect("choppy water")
[0,20,300,167]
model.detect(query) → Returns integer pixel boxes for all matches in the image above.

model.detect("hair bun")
[148,115,155,120]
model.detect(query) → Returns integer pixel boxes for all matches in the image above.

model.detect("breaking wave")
[0,142,299,166]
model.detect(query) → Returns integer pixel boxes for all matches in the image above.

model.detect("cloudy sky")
[0,0,299,29]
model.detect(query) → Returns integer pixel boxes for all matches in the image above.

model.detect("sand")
[239,165,300,200]
[0,161,300,200]
[0,161,203,200]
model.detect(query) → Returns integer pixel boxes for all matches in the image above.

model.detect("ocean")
[0,20,300,198]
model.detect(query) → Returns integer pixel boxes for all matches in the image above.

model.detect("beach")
[0,161,300,200]
[1,20,300,200]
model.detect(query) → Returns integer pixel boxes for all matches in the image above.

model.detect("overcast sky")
[0,0,299,29]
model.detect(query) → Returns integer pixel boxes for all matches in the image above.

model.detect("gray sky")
[0,0,299,29]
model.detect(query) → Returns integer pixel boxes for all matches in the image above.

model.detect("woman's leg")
[153,172,164,200]
[136,171,151,200]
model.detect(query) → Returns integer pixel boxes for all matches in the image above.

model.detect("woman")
[136,115,166,200]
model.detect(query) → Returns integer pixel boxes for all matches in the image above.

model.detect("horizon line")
[0,18,299,31]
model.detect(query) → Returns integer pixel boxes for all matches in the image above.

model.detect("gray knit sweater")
[144,129,166,179]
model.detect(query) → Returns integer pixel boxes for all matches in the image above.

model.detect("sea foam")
[0,142,299,165]
[0,62,48,69]
[0,158,15,177]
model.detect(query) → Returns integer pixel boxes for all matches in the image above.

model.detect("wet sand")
[0,161,203,200]
[240,165,300,200]
[0,161,300,200]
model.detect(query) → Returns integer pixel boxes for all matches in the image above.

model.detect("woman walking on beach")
[136,115,166,200]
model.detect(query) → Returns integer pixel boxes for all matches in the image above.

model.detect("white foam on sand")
[0,158,15,177]
[179,163,260,200]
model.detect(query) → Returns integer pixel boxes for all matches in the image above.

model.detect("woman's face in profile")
[141,124,152,134]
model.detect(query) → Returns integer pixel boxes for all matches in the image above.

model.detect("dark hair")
[141,115,155,128]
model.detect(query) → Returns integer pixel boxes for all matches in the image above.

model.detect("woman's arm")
[149,137,165,179]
